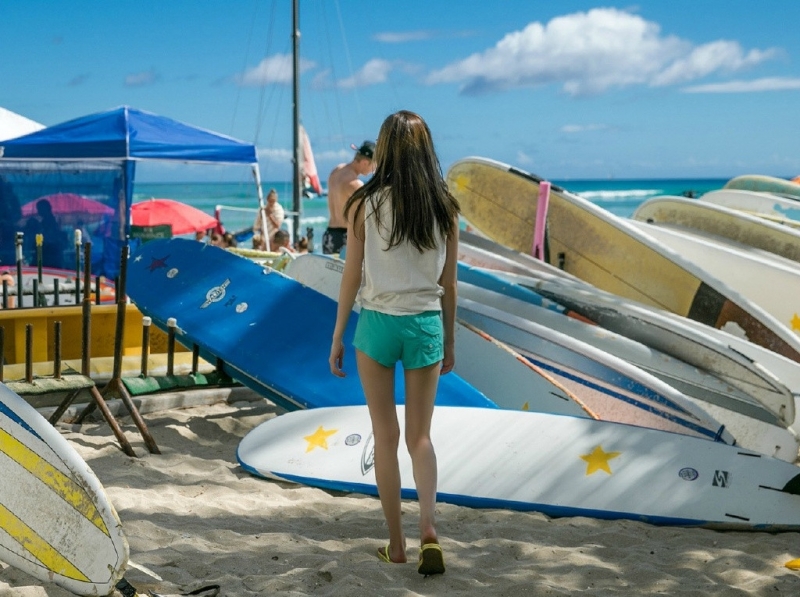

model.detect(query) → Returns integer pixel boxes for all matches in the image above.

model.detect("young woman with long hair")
[329,110,459,576]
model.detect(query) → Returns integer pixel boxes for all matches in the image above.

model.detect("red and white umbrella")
[131,198,219,236]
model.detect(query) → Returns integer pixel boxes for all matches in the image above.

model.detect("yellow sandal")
[418,543,445,576]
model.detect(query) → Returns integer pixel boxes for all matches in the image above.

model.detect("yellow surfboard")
[724,174,800,200]
[447,157,800,364]
[0,382,128,595]
[633,196,800,265]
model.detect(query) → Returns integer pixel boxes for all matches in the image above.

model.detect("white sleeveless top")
[357,191,446,315]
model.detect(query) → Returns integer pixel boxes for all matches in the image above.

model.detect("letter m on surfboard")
[712,470,730,488]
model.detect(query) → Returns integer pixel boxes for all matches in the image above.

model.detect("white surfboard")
[700,189,800,230]
[724,174,800,200]
[237,405,800,531]
[483,267,797,428]
[632,195,800,264]
[457,278,799,461]
[458,229,581,282]
[283,254,731,443]
[628,220,800,337]
[0,382,128,596]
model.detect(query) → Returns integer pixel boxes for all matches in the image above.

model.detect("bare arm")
[329,204,365,377]
[438,219,459,375]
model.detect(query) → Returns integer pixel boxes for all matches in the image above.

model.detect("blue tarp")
[0,106,257,276]
[0,106,257,164]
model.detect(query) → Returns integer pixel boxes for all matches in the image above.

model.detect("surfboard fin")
[781,473,800,495]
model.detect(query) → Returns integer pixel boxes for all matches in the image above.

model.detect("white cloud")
[236,54,316,87]
[561,123,611,134]
[373,29,476,43]
[426,8,777,96]
[337,59,393,89]
[516,150,534,165]
[125,69,158,87]
[257,147,292,163]
[374,30,436,43]
[682,76,800,93]
[316,148,351,161]
[652,41,778,86]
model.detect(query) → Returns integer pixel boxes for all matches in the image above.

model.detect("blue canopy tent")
[0,106,259,277]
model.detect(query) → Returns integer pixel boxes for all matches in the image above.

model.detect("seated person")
[273,229,295,254]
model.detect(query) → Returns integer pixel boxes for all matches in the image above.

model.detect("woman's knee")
[375,424,402,449]
[405,431,433,456]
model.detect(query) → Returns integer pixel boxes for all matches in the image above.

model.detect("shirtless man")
[323,140,375,254]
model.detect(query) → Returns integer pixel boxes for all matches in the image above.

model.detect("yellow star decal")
[451,174,468,192]
[580,445,621,475]
[791,313,800,332]
[303,426,337,453]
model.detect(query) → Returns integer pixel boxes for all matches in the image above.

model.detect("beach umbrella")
[131,198,218,236]
[22,193,114,222]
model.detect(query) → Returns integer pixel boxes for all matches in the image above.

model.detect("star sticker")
[791,313,800,332]
[303,426,337,453]
[148,255,170,272]
[580,445,621,475]
[450,174,468,192]
[134,255,142,262]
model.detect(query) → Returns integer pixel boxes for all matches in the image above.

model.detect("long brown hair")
[344,110,460,252]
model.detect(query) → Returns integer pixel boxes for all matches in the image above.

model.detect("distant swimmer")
[324,140,375,255]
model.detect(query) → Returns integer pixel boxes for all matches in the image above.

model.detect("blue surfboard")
[127,239,498,411]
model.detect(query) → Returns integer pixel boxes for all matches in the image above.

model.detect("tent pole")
[252,165,268,248]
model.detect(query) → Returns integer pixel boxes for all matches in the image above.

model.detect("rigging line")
[319,0,347,146]
[230,0,262,135]
[260,36,291,183]
[334,0,363,124]
[253,0,279,145]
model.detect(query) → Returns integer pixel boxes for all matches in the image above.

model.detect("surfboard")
[628,220,800,338]
[458,229,581,282]
[446,157,800,364]
[283,254,732,443]
[633,195,800,265]
[724,174,800,200]
[127,238,498,412]
[700,189,800,230]
[480,267,796,428]
[457,279,798,461]
[0,381,128,595]
[237,404,800,531]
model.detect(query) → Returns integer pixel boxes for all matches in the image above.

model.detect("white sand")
[2,398,800,596]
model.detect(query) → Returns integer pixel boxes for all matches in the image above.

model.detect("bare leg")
[404,362,441,546]
[356,349,407,563]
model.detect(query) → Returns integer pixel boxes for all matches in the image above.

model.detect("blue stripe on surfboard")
[456,307,707,422]
[0,400,42,441]
[457,263,567,314]
[524,355,728,442]
[242,468,718,529]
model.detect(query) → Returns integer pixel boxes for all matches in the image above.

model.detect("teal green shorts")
[353,308,444,369]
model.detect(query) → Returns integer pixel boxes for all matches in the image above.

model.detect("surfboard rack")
[50,243,161,456]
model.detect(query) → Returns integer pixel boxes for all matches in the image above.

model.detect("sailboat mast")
[291,0,302,243]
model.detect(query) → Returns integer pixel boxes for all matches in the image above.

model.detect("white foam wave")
[578,189,662,201]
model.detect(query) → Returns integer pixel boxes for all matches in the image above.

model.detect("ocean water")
[133,177,729,252]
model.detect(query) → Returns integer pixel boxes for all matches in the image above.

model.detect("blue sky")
[3,1,800,182]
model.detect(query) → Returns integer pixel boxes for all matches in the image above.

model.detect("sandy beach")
[2,395,800,597]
